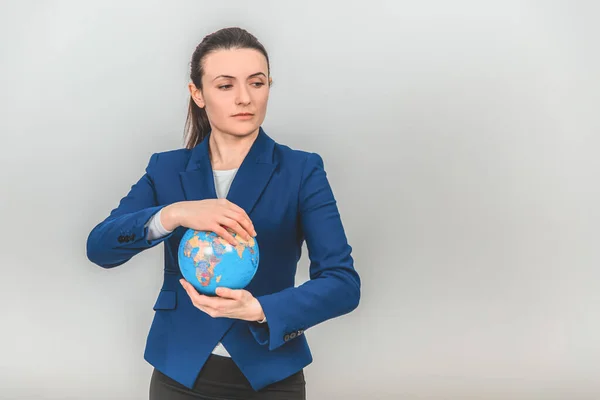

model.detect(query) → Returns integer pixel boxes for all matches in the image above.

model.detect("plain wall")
[1,1,599,399]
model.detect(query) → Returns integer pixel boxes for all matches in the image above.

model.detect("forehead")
[202,48,268,78]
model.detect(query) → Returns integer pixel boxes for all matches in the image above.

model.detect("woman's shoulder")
[155,147,192,159]
[144,148,192,175]
[273,142,324,170]
[153,147,191,161]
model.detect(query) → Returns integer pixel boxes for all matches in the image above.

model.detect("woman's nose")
[235,85,251,104]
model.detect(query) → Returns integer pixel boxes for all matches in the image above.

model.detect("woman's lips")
[233,113,254,120]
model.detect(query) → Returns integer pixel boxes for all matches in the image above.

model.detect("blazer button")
[297,329,304,335]
[284,334,290,342]
[118,236,124,243]
[290,332,297,339]
[131,233,136,240]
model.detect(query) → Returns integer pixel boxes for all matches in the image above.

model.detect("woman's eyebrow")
[213,72,267,81]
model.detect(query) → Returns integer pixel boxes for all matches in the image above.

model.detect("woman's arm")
[249,152,361,351]
[146,208,174,240]
[86,153,175,268]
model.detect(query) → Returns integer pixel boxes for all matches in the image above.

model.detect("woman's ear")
[188,82,205,108]
[268,76,273,87]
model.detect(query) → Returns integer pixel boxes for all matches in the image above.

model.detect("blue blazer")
[86,127,361,391]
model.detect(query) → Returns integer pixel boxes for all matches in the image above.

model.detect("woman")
[86,27,361,399]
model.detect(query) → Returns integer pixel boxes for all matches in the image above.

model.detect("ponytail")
[184,95,211,149]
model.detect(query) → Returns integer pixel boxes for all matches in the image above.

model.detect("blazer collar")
[179,126,278,216]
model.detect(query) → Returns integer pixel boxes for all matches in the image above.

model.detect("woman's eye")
[218,82,264,90]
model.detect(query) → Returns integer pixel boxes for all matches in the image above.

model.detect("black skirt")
[149,354,306,400]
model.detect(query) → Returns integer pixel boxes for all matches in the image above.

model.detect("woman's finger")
[220,216,252,242]
[225,203,256,235]
[197,300,238,319]
[226,210,256,238]
[215,287,242,300]
[181,279,202,302]
[180,279,218,306]
[212,224,238,246]
[197,305,218,318]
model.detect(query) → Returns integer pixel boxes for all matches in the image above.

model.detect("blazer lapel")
[179,134,217,203]
[179,126,278,216]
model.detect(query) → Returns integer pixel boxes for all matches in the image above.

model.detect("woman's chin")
[224,123,261,137]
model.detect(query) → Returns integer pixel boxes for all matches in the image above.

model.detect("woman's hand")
[162,199,256,246]
[179,279,265,322]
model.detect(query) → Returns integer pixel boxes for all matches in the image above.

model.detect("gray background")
[1,1,599,399]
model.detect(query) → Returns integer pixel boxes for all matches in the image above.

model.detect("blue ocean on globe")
[177,229,259,296]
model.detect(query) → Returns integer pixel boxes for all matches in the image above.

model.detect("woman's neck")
[208,128,259,170]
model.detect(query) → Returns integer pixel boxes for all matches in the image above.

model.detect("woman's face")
[189,48,271,138]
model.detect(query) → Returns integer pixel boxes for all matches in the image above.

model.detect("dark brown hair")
[183,27,271,149]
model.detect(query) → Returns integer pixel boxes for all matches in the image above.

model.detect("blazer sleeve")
[248,152,361,351]
[86,152,175,268]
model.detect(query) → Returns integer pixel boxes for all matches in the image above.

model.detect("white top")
[145,168,241,358]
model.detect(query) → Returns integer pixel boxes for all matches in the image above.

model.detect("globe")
[177,228,260,296]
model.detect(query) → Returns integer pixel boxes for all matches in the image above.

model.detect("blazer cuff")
[248,293,306,351]
[115,205,174,249]
[248,321,270,346]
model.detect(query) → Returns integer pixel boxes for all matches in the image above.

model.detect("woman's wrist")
[161,202,183,231]
[250,298,266,322]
